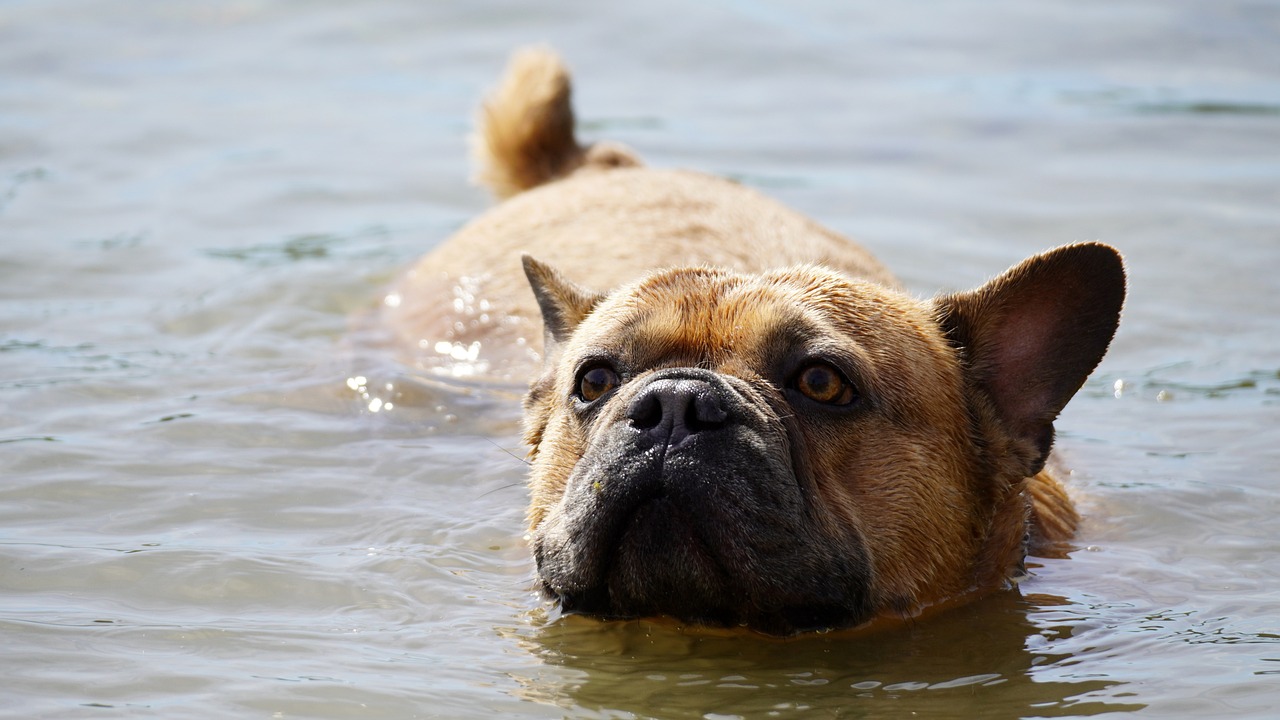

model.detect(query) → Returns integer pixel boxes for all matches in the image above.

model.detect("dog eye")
[578,365,620,403]
[793,362,857,406]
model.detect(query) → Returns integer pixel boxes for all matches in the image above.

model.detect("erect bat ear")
[521,254,606,354]
[934,242,1126,475]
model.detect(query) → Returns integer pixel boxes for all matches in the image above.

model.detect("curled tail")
[473,47,641,199]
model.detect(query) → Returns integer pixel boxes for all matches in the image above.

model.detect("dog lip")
[534,449,668,603]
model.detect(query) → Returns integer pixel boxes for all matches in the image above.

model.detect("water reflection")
[505,591,1146,718]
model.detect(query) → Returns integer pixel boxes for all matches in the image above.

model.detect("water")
[2,1,1278,717]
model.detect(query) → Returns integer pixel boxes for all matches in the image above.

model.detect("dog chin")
[531,369,876,635]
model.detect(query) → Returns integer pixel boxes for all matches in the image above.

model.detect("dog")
[383,48,1126,636]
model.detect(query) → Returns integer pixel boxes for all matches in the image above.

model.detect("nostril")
[626,391,663,430]
[687,393,728,432]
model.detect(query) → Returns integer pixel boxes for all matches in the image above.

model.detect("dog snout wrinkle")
[626,377,729,451]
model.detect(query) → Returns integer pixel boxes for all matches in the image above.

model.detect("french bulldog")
[383,48,1125,635]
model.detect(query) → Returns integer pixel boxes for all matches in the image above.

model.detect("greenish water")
[2,1,1278,717]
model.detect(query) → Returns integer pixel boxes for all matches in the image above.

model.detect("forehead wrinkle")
[617,272,803,368]
[584,267,891,376]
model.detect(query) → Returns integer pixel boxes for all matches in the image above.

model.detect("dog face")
[520,245,1124,635]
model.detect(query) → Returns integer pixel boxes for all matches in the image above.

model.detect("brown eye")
[794,362,857,406]
[578,365,620,402]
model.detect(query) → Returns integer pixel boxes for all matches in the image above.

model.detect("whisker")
[476,481,526,499]
[485,437,532,466]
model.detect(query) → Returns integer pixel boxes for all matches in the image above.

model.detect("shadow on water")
[501,590,1146,718]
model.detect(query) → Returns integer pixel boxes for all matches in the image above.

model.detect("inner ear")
[521,254,606,354]
[935,242,1126,474]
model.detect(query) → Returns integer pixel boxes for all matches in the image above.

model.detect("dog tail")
[473,47,641,199]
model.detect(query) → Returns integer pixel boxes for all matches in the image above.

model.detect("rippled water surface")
[3,1,1278,717]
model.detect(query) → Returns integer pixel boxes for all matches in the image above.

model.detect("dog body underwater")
[383,49,1126,635]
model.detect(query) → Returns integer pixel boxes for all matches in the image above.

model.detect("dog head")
[519,244,1124,635]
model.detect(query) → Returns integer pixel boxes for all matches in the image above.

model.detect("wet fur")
[385,48,1125,634]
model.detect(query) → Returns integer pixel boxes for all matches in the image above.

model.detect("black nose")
[626,377,729,450]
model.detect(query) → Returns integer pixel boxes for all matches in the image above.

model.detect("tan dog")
[384,48,1125,635]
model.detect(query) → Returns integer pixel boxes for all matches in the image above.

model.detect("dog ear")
[934,242,1125,475]
[521,254,606,351]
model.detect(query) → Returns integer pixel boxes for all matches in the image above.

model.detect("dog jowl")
[388,48,1126,635]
